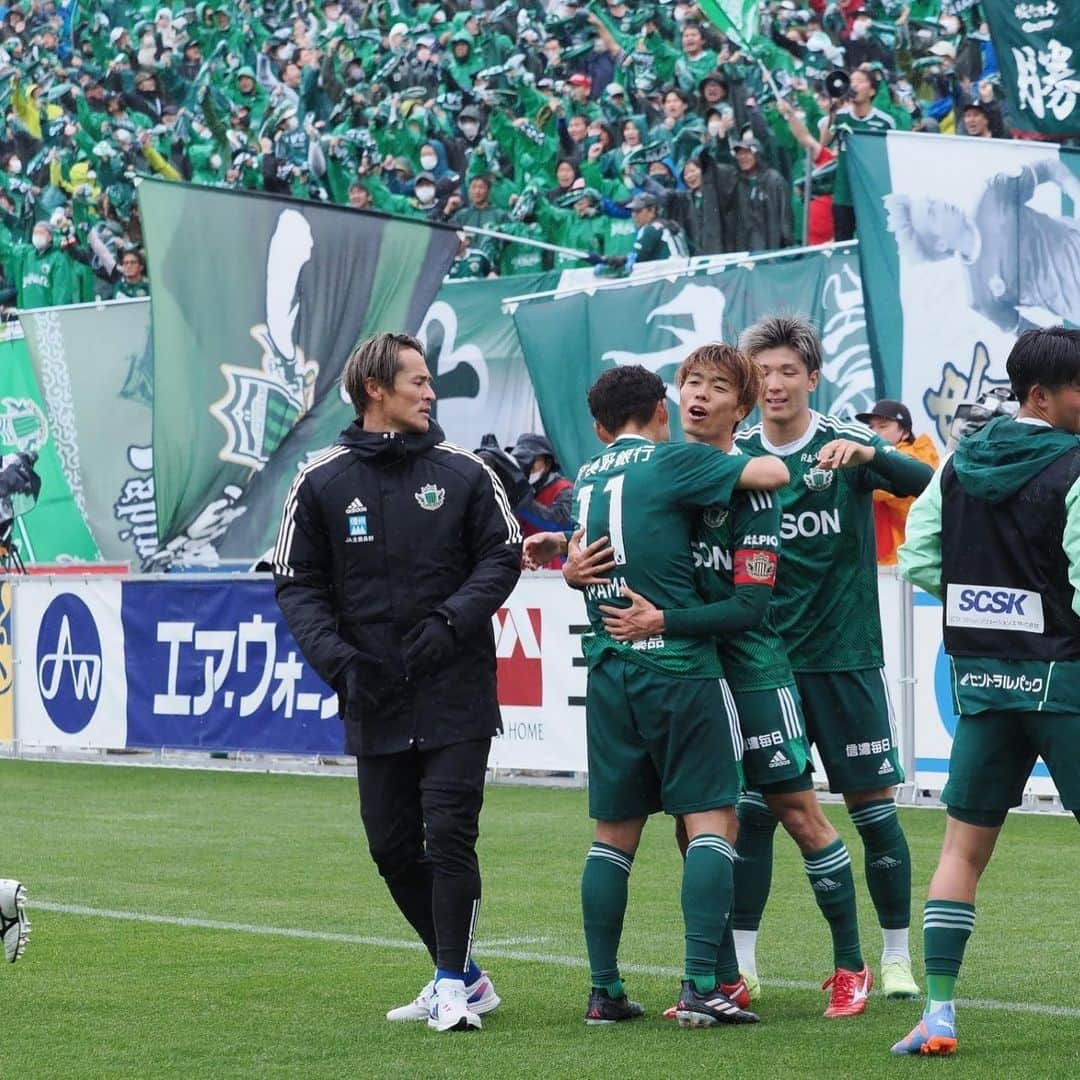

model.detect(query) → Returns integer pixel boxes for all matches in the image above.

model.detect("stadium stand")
[0,0,1045,306]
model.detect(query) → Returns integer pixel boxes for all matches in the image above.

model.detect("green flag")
[0,327,99,563]
[20,299,155,564]
[698,0,760,43]
[140,180,459,565]
[511,247,877,475]
[983,0,1080,138]
[216,270,562,560]
[847,129,1080,447]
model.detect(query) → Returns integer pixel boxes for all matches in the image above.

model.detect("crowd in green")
[0,0,1026,308]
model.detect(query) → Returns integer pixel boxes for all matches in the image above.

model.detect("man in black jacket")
[273,332,521,1034]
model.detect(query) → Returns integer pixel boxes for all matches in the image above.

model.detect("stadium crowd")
[0,0,1050,308]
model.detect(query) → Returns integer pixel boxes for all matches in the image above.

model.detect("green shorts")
[794,668,905,794]
[943,709,1080,814]
[585,656,742,822]
[729,683,813,790]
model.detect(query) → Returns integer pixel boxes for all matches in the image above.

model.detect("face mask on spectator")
[460,121,479,139]
[420,152,438,170]
[32,229,50,251]
[529,465,546,484]
[707,119,723,136]
[415,183,436,204]
[7,157,20,174]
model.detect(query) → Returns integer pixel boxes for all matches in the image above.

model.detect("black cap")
[855,398,913,432]
[627,192,658,210]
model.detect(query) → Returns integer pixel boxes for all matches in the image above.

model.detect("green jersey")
[736,412,930,673]
[688,485,794,692]
[574,434,747,678]
[829,105,896,207]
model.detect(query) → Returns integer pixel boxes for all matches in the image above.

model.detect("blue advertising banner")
[121,580,340,754]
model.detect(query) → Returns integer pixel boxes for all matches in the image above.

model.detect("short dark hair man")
[570,364,787,1026]
[893,327,1080,1057]
[273,332,521,1034]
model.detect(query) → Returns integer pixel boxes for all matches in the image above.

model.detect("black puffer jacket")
[273,420,522,756]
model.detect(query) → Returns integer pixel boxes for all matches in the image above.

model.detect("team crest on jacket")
[414,483,446,511]
[803,466,834,491]
[702,507,728,529]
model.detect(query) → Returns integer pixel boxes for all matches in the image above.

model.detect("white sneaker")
[0,880,28,963]
[427,978,482,1032]
[386,972,500,1022]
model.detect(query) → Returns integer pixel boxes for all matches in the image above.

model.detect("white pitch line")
[29,901,1080,1020]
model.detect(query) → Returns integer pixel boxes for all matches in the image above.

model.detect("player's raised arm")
[735,454,789,491]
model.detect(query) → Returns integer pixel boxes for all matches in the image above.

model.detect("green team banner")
[0,327,98,563]
[511,246,877,475]
[848,130,1080,446]
[983,0,1080,137]
[420,272,559,447]
[20,299,155,564]
[216,270,560,559]
[141,179,459,565]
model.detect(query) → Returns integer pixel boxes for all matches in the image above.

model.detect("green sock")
[849,799,912,931]
[732,793,778,932]
[715,920,741,985]
[682,834,735,992]
[923,900,975,1007]
[803,838,863,971]
[581,842,633,997]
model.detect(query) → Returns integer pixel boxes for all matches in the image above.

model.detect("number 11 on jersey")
[576,474,627,565]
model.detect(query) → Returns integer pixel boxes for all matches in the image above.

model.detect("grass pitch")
[5,759,1079,1079]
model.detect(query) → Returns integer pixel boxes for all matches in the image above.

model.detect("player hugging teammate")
[527,315,934,1026]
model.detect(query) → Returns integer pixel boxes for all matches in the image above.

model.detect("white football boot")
[0,880,28,963]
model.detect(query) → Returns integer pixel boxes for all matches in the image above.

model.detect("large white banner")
[851,131,1080,448]
[489,573,587,772]
[15,579,127,749]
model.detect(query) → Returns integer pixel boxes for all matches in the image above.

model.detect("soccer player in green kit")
[732,315,934,1007]
[595,344,871,1018]
[571,364,788,1027]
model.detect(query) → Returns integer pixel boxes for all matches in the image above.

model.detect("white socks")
[733,929,759,977]
[881,926,910,965]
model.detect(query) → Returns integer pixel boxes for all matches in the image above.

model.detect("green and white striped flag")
[847,130,1080,446]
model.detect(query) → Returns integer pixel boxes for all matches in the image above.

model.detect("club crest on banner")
[0,397,47,453]
[211,210,320,470]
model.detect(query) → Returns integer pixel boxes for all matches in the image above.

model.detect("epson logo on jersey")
[946,585,1045,634]
[781,509,840,540]
[692,542,732,573]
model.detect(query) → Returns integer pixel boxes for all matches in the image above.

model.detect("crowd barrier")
[11,571,1060,800]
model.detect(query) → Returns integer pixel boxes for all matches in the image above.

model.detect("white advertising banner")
[15,579,127,749]
[489,573,588,772]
